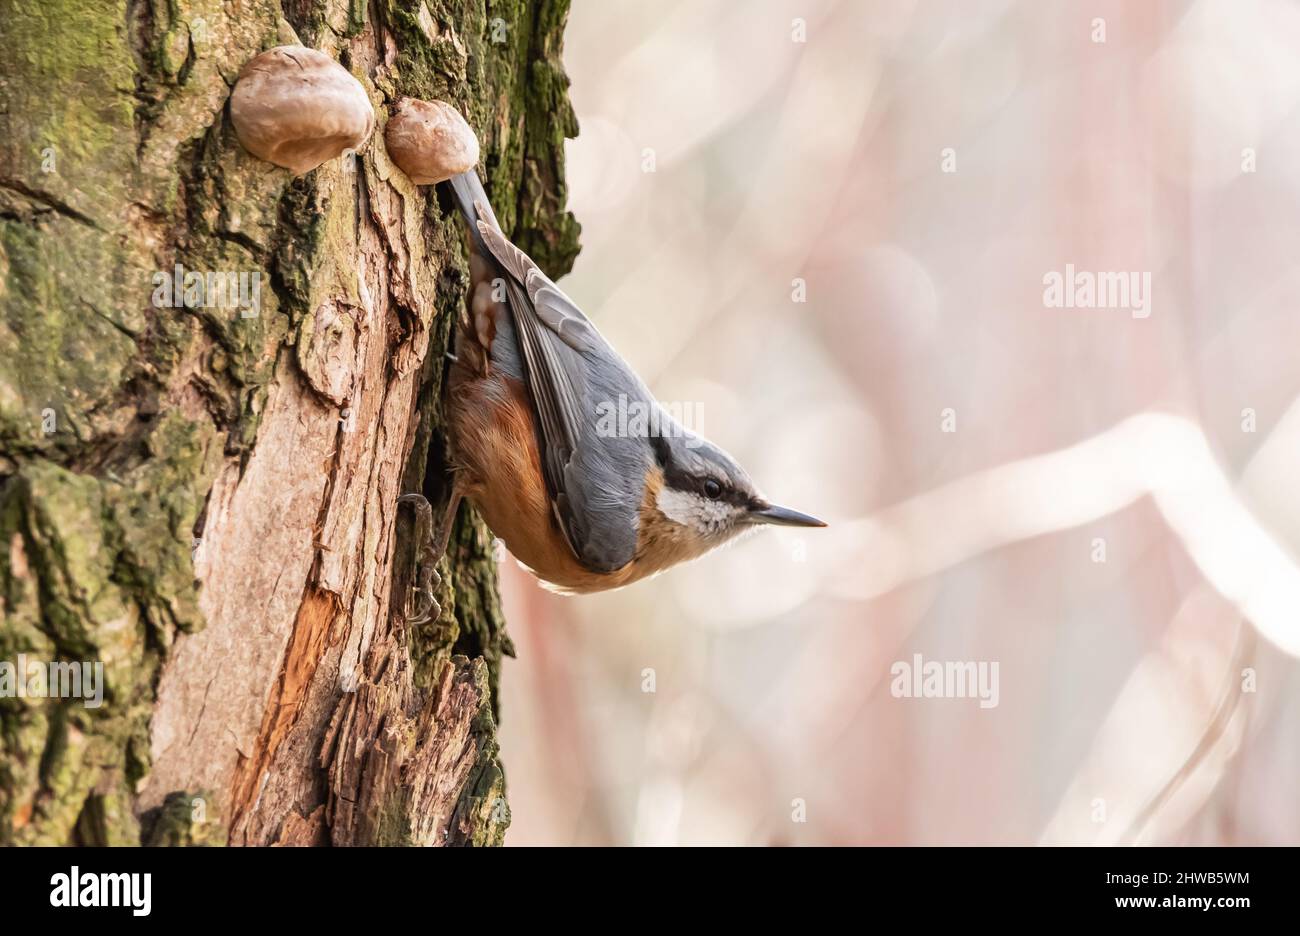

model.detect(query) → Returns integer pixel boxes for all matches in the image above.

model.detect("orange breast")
[447,367,636,593]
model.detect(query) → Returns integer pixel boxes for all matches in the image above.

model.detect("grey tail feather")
[446,169,498,256]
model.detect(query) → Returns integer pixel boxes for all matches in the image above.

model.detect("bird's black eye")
[702,479,722,499]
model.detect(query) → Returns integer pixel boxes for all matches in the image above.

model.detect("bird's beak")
[749,502,827,528]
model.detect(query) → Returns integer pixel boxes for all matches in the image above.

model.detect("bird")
[398,168,824,619]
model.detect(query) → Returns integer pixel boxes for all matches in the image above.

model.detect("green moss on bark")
[140,790,226,846]
[1,0,581,846]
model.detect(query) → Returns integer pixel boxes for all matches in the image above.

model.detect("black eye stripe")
[654,440,749,507]
[699,476,750,508]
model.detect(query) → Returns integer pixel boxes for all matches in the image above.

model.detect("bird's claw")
[398,491,434,517]
[398,492,441,626]
[406,561,442,626]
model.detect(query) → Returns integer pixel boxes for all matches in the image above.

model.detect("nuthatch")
[400,168,824,619]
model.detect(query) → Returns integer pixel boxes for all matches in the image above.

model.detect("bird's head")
[636,431,825,569]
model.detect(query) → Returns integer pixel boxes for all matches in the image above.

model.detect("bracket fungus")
[230,46,375,175]
[384,98,481,185]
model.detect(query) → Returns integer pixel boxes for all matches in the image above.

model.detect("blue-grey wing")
[473,212,648,573]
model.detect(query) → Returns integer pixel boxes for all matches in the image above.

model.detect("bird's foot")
[397,490,462,626]
[406,554,442,626]
[398,492,440,625]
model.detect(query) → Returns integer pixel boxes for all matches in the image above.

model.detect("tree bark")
[0,0,579,846]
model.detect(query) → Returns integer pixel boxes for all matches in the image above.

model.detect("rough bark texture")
[0,0,579,846]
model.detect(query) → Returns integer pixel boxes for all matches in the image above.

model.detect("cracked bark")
[0,0,579,846]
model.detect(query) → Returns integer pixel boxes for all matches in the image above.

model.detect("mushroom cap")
[384,98,480,186]
[230,46,375,175]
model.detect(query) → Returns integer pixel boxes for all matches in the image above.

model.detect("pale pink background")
[497,0,1300,845]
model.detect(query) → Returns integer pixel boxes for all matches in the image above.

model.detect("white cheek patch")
[656,486,733,534]
[655,486,698,526]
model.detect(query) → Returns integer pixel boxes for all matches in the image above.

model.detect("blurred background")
[497,0,1300,845]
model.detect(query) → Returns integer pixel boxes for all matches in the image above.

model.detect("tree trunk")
[0,0,579,846]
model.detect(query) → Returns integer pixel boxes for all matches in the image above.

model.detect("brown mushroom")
[230,46,374,175]
[384,97,480,185]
